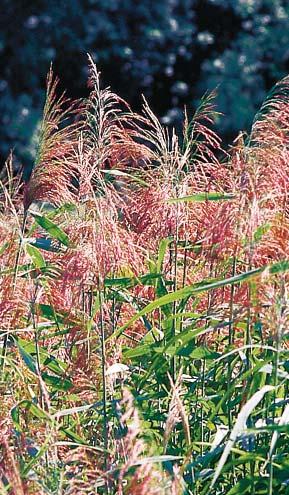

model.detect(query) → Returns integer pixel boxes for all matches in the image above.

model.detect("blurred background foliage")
[1,0,289,173]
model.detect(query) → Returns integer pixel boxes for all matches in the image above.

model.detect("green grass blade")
[110,260,289,339]
[31,211,71,247]
[167,192,235,204]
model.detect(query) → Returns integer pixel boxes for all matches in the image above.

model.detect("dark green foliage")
[1,0,289,171]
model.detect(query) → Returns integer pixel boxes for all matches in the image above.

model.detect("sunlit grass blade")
[101,169,149,187]
[167,192,235,204]
[269,403,289,458]
[210,386,274,490]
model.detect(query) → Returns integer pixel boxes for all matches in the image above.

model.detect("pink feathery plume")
[24,67,82,211]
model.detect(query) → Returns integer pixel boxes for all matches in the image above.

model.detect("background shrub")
[1,0,289,172]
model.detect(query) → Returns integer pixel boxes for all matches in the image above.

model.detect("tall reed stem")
[98,279,108,469]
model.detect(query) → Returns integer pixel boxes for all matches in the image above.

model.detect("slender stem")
[200,359,206,457]
[170,194,180,382]
[180,235,188,339]
[1,215,28,374]
[269,280,284,495]
[172,236,178,381]
[13,212,27,288]
[98,280,108,466]
[0,334,8,375]
[227,256,236,430]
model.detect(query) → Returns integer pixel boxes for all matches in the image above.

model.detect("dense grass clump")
[2,58,289,494]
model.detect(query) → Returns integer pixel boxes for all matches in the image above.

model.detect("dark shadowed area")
[1,0,289,174]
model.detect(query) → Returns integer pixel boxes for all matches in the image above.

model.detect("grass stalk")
[98,279,108,478]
